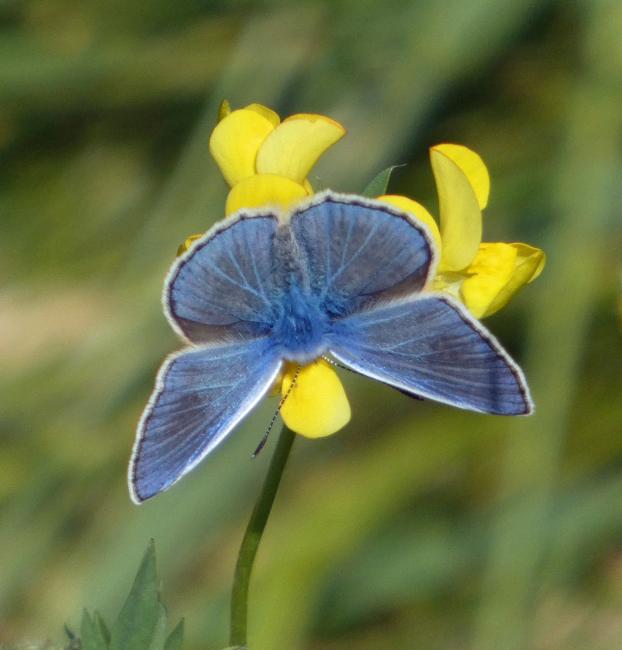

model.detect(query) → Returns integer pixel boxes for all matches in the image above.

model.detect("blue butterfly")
[129,192,532,503]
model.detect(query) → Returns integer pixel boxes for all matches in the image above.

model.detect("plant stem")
[229,424,296,647]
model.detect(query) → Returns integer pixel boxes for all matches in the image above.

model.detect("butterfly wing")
[129,338,281,502]
[289,192,436,315]
[167,212,280,343]
[329,294,532,415]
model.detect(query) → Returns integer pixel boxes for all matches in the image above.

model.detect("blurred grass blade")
[472,4,622,649]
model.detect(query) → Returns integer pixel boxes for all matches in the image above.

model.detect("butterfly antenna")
[252,366,301,458]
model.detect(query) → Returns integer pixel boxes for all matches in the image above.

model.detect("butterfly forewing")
[289,194,436,316]
[167,213,280,343]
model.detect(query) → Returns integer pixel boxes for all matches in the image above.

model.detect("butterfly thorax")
[271,283,330,364]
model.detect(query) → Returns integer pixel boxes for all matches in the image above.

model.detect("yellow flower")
[279,359,351,439]
[209,101,346,216]
[182,102,350,440]
[378,144,545,318]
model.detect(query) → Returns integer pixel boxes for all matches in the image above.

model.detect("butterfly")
[129,192,532,503]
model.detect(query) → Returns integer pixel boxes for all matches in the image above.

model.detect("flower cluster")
[379,145,544,318]
[211,101,345,215]
[178,102,544,439]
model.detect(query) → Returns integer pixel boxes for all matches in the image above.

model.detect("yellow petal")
[480,243,545,317]
[176,233,203,256]
[512,242,546,283]
[377,194,442,253]
[256,113,346,183]
[209,108,277,186]
[280,359,351,438]
[243,103,280,128]
[430,146,482,272]
[460,242,545,318]
[225,173,309,215]
[460,243,517,318]
[433,144,490,209]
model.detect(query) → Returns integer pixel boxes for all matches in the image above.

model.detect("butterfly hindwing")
[167,213,280,343]
[329,294,532,415]
[289,193,436,315]
[129,337,281,502]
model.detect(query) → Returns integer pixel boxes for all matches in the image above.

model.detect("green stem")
[229,424,296,647]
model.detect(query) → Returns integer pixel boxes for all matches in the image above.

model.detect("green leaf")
[361,165,403,197]
[164,620,184,650]
[78,542,182,650]
[110,540,161,650]
[217,99,231,122]
[94,611,111,645]
[81,609,109,650]
[146,603,169,650]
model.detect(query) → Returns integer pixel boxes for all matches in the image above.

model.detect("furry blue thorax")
[270,283,330,364]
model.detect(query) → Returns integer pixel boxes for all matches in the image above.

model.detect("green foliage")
[163,622,185,650]
[361,165,402,197]
[80,611,108,650]
[79,543,183,650]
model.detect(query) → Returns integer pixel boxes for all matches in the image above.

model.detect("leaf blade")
[81,609,109,650]
[94,611,111,645]
[146,603,169,650]
[361,165,403,197]
[110,540,160,650]
[164,619,185,650]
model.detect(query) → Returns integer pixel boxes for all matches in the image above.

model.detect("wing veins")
[224,238,272,305]
[173,285,272,324]
[196,257,270,305]
[243,224,270,302]
[323,222,380,295]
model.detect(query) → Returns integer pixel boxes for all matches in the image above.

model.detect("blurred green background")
[2,1,621,648]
